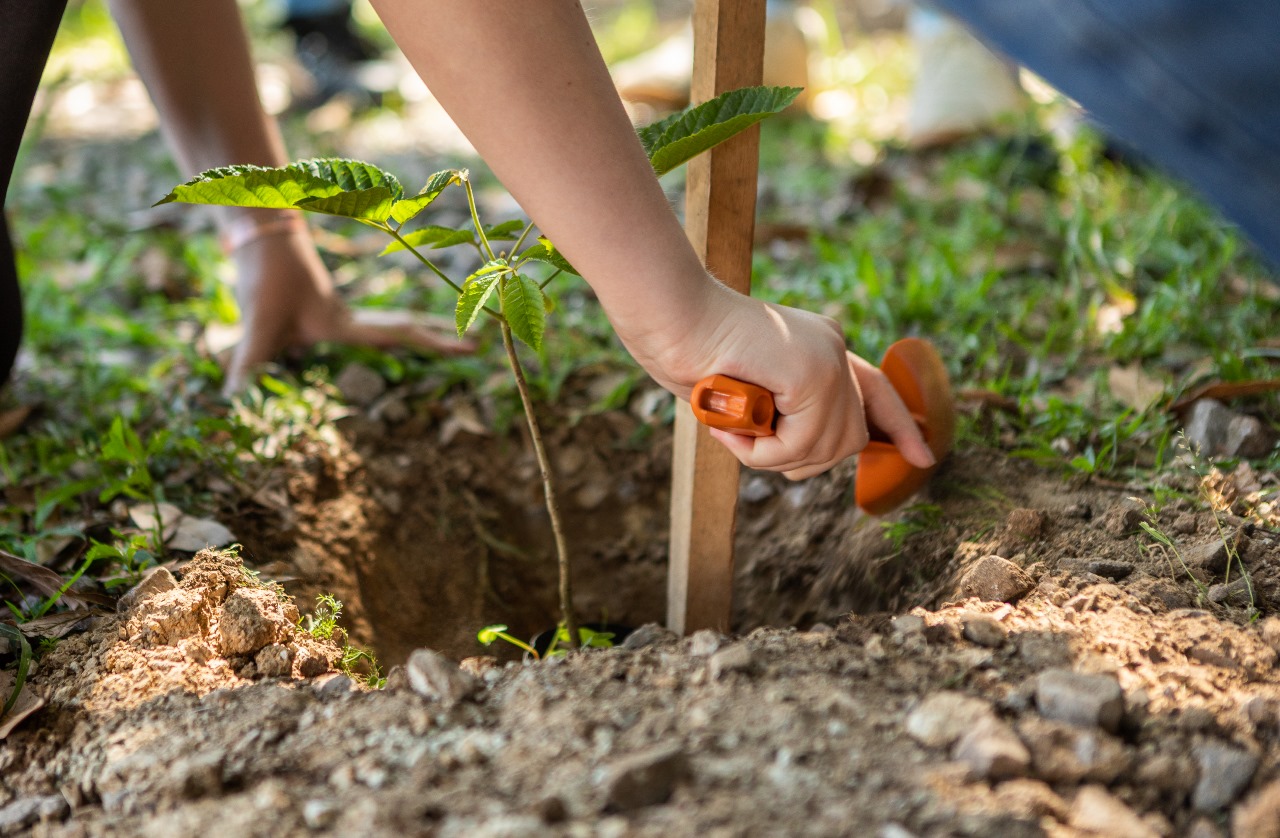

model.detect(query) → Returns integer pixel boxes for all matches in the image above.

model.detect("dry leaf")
[1108,364,1166,412]
[0,550,96,610]
[0,670,44,739]
[169,516,235,552]
[1169,379,1280,414]
[16,609,105,639]
[0,405,33,440]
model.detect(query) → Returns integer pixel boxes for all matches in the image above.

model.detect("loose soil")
[4,395,1280,837]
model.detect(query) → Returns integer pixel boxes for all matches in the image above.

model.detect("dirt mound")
[4,455,1280,836]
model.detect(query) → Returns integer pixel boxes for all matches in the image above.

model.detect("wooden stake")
[668,0,766,635]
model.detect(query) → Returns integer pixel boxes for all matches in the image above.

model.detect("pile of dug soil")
[4,475,1280,836]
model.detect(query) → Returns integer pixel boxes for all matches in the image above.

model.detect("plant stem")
[381,225,465,295]
[463,178,498,262]
[509,221,536,257]
[499,320,578,648]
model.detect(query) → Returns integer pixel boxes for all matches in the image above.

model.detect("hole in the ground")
[244,411,961,665]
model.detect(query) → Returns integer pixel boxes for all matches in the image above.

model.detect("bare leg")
[0,0,68,388]
[107,0,471,393]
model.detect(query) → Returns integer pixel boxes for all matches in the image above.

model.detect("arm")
[371,0,933,478]
[107,0,470,392]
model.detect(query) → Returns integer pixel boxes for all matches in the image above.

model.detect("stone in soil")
[406,648,479,707]
[905,691,995,748]
[1183,398,1277,458]
[1103,500,1146,537]
[1016,716,1130,784]
[961,615,1006,648]
[1034,668,1124,732]
[599,743,686,811]
[1085,559,1133,580]
[217,587,292,657]
[1192,741,1258,812]
[335,361,387,406]
[1004,508,1047,541]
[1068,785,1159,838]
[0,796,69,833]
[1184,538,1232,574]
[951,715,1029,780]
[955,555,1034,603]
[116,566,178,612]
[708,643,754,679]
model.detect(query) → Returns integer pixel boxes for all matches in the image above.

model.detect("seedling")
[477,622,613,660]
[302,593,385,687]
[158,86,799,647]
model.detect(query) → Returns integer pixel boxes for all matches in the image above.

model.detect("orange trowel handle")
[691,374,895,440]
[690,375,778,437]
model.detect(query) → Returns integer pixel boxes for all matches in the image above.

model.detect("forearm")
[369,0,715,342]
[107,0,287,175]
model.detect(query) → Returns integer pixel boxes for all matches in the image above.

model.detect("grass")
[2,3,1278,622]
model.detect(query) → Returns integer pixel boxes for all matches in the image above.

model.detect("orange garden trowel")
[690,338,955,515]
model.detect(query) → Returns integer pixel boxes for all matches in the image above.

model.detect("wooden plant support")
[668,0,767,635]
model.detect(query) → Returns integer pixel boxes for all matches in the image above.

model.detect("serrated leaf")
[523,237,580,276]
[155,164,342,208]
[380,225,476,255]
[485,220,525,240]
[455,272,501,337]
[501,273,547,351]
[296,186,396,221]
[638,86,801,176]
[389,168,462,225]
[292,158,403,198]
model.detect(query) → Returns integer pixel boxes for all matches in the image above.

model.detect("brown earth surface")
[4,395,1280,837]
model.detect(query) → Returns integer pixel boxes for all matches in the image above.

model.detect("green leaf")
[389,168,462,225]
[501,273,547,351]
[155,164,342,209]
[477,624,508,645]
[296,187,396,222]
[292,158,403,198]
[485,220,525,241]
[455,270,503,337]
[155,158,402,213]
[380,226,475,255]
[638,85,801,176]
[522,237,580,276]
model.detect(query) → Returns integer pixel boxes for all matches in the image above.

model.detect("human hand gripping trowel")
[690,338,955,514]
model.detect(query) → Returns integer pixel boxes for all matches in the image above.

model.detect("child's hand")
[619,281,936,480]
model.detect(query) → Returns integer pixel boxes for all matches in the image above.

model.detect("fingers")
[336,309,477,355]
[848,353,937,469]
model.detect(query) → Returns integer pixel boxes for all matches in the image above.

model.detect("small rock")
[1016,716,1130,784]
[128,588,208,648]
[1086,559,1134,580]
[1188,817,1227,838]
[459,656,498,678]
[535,795,568,824]
[1005,508,1047,541]
[254,643,293,678]
[369,394,409,424]
[1209,577,1254,607]
[1063,502,1092,519]
[1068,786,1158,838]
[991,779,1068,821]
[1104,501,1147,537]
[1228,412,1277,458]
[1232,779,1280,838]
[905,691,995,748]
[952,715,1030,780]
[961,616,1006,648]
[1185,398,1275,458]
[956,556,1034,603]
[1192,741,1258,812]
[1185,539,1231,574]
[117,566,178,613]
[295,645,332,678]
[383,665,409,691]
[335,362,386,406]
[708,643,754,678]
[302,799,339,829]
[620,623,678,650]
[318,674,355,697]
[217,587,290,656]
[876,826,917,838]
[740,476,775,503]
[601,743,685,811]
[406,648,478,707]
[891,614,926,638]
[1035,669,1124,732]
[687,629,725,657]
[1172,513,1200,535]
[0,796,68,832]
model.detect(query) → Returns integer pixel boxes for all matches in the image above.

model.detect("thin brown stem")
[499,320,578,648]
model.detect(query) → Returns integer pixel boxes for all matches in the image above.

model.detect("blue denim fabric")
[938,0,1280,267]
